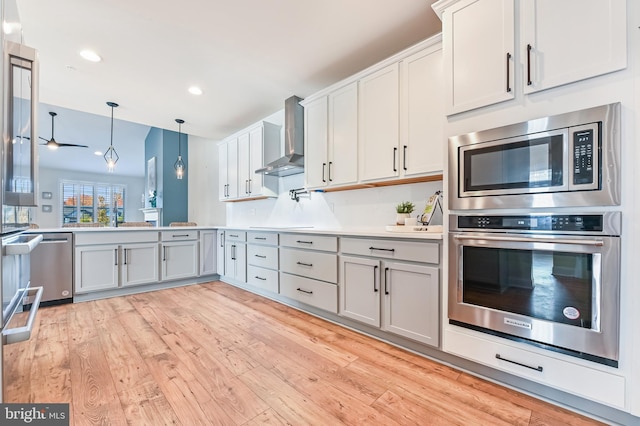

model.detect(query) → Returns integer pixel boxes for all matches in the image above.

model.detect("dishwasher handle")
[3,286,44,344]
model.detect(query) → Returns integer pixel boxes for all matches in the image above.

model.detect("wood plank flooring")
[4,281,605,425]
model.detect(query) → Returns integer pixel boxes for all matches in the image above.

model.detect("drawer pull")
[296,261,313,267]
[384,267,390,295]
[495,354,543,372]
[254,254,267,258]
[255,276,267,281]
[172,234,190,238]
[296,240,313,244]
[254,237,267,240]
[370,246,395,252]
[296,288,313,295]
[229,234,239,238]
[373,265,378,292]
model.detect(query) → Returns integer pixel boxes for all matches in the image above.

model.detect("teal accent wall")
[145,127,188,225]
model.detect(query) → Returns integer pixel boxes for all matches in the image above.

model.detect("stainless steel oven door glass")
[449,212,621,366]
[448,103,620,210]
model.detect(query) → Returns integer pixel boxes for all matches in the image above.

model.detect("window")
[61,181,125,226]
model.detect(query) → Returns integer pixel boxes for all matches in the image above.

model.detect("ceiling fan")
[40,111,89,150]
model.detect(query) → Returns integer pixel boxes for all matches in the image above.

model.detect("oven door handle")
[3,286,43,344]
[453,234,604,247]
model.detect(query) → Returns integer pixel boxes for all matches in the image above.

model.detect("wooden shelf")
[316,174,443,193]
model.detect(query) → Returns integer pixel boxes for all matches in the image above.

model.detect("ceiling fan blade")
[56,142,89,148]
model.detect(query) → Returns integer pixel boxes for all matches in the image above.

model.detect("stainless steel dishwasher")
[30,232,73,305]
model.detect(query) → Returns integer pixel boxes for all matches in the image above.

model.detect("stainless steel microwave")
[448,103,620,210]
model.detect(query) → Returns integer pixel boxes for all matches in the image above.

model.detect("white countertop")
[27,225,443,240]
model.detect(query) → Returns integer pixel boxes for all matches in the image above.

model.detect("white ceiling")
[17,0,441,174]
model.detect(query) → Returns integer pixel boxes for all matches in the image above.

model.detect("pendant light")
[174,118,186,179]
[104,101,119,172]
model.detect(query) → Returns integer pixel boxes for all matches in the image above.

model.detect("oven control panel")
[456,214,604,232]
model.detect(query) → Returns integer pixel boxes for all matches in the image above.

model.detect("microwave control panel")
[456,214,604,232]
[573,128,595,185]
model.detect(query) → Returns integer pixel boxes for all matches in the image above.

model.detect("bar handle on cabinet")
[296,240,313,245]
[328,161,333,182]
[322,163,326,183]
[527,44,533,86]
[393,147,397,172]
[296,288,313,295]
[245,179,249,195]
[384,267,390,295]
[255,276,267,281]
[163,246,167,261]
[231,244,236,261]
[254,237,267,241]
[248,179,252,194]
[373,265,378,292]
[403,145,407,171]
[220,233,224,248]
[296,261,313,267]
[495,354,543,372]
[124,248,128,265]
[172,234,189,238]
[506,52,512,92]
[369,246,395,252]
[254,254,267,259]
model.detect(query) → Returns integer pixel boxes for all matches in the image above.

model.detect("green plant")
[396,201,415,214]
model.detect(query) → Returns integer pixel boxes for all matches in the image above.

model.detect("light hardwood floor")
[5,281,605,425]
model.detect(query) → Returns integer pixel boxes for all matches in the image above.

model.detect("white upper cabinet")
[439,0,515,115]
[399,45,445,176]
[304,96,329,189]
[434,0,627,114]
[521,0,627,94]
[358,63,400,182]
[219,121,280,201]
[328,82,359,186]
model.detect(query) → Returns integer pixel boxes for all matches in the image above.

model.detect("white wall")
[33,167,145,228]
[188,135,226,226]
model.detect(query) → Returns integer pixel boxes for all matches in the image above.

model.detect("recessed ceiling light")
[188,86,203,95]
[94,151,103,156]
[80,49,102,62]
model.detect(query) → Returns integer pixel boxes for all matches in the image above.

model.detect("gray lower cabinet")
[246,231,279,293]
[340,237,440,347]
[224,231,247,283]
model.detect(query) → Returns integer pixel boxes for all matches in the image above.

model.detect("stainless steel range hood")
[255,96,304,177]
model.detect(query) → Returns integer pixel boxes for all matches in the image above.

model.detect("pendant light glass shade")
[104,101,119,172]
[174,119,186,179]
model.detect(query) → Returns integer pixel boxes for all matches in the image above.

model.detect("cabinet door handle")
[328,161,333,182]
[255,276,267,281]
[373,265,378,292]
[322,163,326,183]
[369,246,395,252]
[393,147,398,172]
[254,254,267,258]
[124,248,128,265]
[403,146,407,171]
[219,233,224,248]
[172,234,189,238]
[114,248,118,266]
[229,234,239,238]
[163,246,167,261]
[245,179,249,195]
[231,244,236,260]
[506,52,512,92]
[296,288,313,295]
[248,179,252,194]
[496,354,543,372]
[296,240,313,245]
[254,237,267,240]
[384,267,390,295]
[526,44,533,86]
[296,261,313,267]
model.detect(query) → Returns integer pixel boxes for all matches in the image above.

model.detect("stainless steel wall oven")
[449,212,620,366]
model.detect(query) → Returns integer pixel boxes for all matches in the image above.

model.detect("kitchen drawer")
[279,233,337,252]
[279,247,337,283]
[247,231,278,245]
[340,237,439,264]
[161,230,198,241]
[445,327,625,409]
[75,231,158,245]
[247,244,278,269]
[225,230,247,242]
[279,272,338,313]
[247,265,279,293]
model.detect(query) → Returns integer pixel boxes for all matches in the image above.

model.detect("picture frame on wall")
[147,157,156,194]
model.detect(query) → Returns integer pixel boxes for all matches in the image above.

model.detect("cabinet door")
[122,243,159,287]
[359,63,400,181]
[248,125,264,196]
[224,242,246,283]
[521,0,626,94]
[216,230,225,276]
[162,241,198,281]
[382,261,439,347]
[304,96,329,189]
[442,0,515,114]
[200,230,216,276]
[237,132,251,198]
[218,142,228,201]
[328,82,358,186]
[226,138,239,199]
[339,256,381,327]
[74,245,119,293]
[400,46,444,177]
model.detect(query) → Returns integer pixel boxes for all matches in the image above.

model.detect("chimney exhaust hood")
[255,96,304,177]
